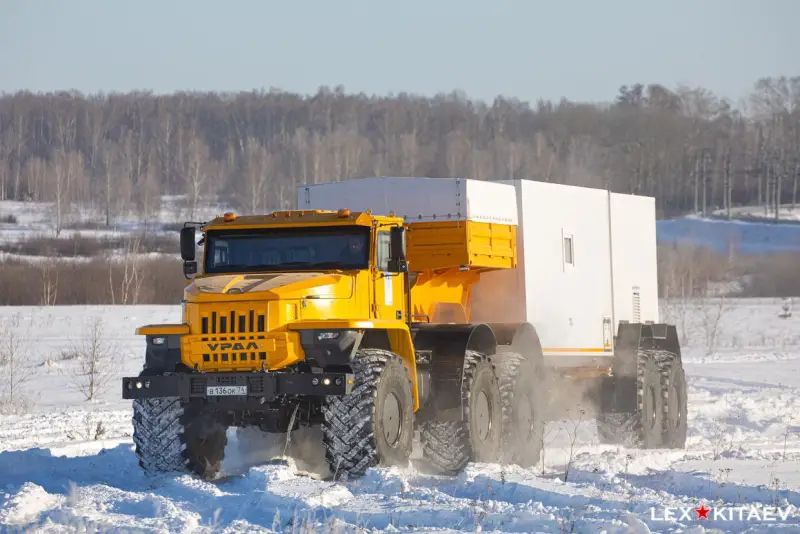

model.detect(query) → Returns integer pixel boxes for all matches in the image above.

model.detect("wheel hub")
[516,392,534,437]
[647,385,657,429]
[669,383,681,429]
[383,391,402,446]
[475,390,492,441]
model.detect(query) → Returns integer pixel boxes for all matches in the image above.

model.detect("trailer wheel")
[462,350,503,463]
[495,352,545,467]
[132,396,228,480]
[322,348,413,480]
[597,349,685,449]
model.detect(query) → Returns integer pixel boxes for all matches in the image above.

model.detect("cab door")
[373,229,405,321]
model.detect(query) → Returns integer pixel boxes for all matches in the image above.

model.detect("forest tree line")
[0,76,799,227]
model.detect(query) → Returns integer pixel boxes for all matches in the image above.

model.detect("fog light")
[135,381,143,389]
[323,378,331,386]
[144,381,151,389]
[152,337,166,345]
[312,378,319,385]
[127,381,133,390]
[335,378,342,386]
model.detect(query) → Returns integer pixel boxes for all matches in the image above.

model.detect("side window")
[563,233,574,267]
[377,232,391,271]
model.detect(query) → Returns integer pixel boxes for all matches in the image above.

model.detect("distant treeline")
[0,76,798,230]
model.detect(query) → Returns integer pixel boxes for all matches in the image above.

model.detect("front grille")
[199,340,268,365]
[201,308,266,335]
[196,304,270,366]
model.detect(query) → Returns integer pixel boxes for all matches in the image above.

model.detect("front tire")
[132,396,228,480]
[322,348,414,480]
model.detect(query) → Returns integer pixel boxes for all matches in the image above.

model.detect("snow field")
[0,300,799,532]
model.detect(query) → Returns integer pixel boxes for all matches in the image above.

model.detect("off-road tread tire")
[494,351,544,467]
[597,349,686,449]
[322,348,413,480]
[418,420,471,475]
[132,397,228,480]
[461,349,503,464]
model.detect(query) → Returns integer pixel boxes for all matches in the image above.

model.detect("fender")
[290,321,420,411]
[411,323,498,421]
[484,322,544,365]
[410,322,548,421]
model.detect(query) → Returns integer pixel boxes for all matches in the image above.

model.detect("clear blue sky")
[1,0,797,104]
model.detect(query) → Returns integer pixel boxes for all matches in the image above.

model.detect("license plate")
[206,385,247,396]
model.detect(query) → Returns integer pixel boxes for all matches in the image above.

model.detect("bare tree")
[109,233,144,305]
[235,138,274,214]
[1,77,800,227]
[47,150,85,236]
[0,324,32,413]
[66,317,120,402]
[41,259,60,306]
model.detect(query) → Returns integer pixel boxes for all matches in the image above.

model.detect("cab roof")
[202,209,402,231]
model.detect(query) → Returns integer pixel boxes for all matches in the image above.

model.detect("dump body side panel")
[406,221,516,271]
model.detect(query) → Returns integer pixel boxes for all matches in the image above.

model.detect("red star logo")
[695,504,710,519]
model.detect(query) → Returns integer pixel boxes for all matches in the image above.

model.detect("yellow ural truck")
[122,177,687,480]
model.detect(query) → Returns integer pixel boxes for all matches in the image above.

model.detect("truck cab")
[172,209,410,375]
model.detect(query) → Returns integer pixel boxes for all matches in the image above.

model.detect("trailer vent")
[632,287,641,324]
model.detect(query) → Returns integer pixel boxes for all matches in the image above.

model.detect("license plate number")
[206,385,247,396]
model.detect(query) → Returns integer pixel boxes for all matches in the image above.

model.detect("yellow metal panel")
[182,331,304,372]
[287,319,404,330]
[136,324,191,335]
[407,221,516,271]
[386,327,419,411]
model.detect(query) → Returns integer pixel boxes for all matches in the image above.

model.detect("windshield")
[203,226,370,274]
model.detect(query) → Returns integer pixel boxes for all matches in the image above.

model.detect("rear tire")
[132,396,228,480]
[597,349,686,449]
[462,350,503,463]
[495,352,545,467]
[418,350,503,473]
[418,420,471,474]
[322,348,414,480]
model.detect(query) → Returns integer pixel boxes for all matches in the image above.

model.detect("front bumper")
[122,371,353,400]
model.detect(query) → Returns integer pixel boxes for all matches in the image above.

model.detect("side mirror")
[388,226,408,273]
[180,227,196,261]
[390,226,407,261]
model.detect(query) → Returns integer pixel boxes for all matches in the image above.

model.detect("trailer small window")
[564,235,574,265]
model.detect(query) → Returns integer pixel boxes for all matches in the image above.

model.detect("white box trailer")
[298,177,518,225]
[297,177,659,363]
[471,179,659,364]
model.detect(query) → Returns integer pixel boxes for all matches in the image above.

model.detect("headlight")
[152,336,166,346]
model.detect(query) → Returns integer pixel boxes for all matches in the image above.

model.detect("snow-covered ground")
[1,299,799,532]
[712,204,800,223]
